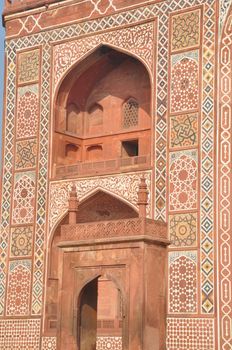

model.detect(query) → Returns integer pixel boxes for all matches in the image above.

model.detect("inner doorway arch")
[78,275,124,350]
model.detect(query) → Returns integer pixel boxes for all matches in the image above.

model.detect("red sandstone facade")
[0,0,232,349]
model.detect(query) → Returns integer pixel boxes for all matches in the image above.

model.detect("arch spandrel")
[220,2,232,35]
[48,172,152,232]
[47,189,139,278]
[52,20,155,93]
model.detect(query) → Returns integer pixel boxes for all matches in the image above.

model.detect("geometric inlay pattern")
[96,337,122,350]
[6,260,32,316]
[201,0,216,313]
[171,56,199,113]
[0,319,41,349]
[169,213,197,247]
[171,9,201,52]
[41,337,57,350]
[18,49,40,85]
[218,9,232,347]
[12,172,36,225]
[15,139,37,170]
[169,150,198,211]
[167,318,214,349]
[10,226,33,257]
[170,114,198,148]
[169,252,197,313]
[16,85,39,139]
[0,0,217,329]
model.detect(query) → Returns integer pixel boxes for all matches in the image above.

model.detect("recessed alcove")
[65,143,80,161]
[66,103,82,135]
[53,46,151,178]
[121,139,139,157]
[87,103,103,134]
[86,144,103,161]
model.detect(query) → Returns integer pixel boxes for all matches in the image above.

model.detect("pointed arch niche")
[52,46,151,178]
[44,185,168,350]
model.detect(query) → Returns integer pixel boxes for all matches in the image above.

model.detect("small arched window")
[66,103,81,134]
[122,98,139,128]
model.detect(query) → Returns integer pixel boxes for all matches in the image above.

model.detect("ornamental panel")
[15,138,37,170]
[171,53,199,113]
[169,252,197,314]
[18,49,40,85]
[41,337,57,350]
[169,150,198,211]
[167,318,214,350]
[0,319,40,349]
[10,226,33,257]
[171,9,201,52]
[97,337,122,350]
[170,114,198,148]
[12,172,36,225]
[169,213,197,247]
[16,85,39,139]
[6,260,32,316]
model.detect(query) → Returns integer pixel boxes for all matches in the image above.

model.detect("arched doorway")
[44,190,137,337]
[53,183,168,350]
[78,276,123,350]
